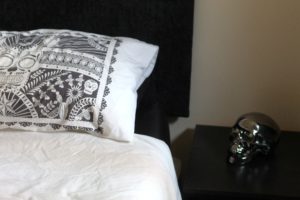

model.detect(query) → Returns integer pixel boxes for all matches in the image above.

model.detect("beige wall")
[171,0,300,163]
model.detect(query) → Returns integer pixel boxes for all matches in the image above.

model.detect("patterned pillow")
[0,29,158,141]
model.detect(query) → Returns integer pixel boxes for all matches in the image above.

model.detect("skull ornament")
[0,50,41,87]
[228,112,280,165]
[0,34,45,88]
[84,79,98,95]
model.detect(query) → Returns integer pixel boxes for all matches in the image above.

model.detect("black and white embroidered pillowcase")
[0,29,158,141]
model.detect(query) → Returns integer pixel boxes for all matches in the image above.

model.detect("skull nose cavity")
[8,66,18,72]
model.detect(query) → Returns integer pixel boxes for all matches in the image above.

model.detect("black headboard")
[0,0,194,117]
[0,0,194,143]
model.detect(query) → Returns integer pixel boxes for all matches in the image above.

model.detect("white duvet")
[0,130,181,200]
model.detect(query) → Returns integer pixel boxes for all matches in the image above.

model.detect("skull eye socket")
[0,54,13,69]
[237,130,255,144]
[18,57,36,70]
[229,128,240,141]
[230,128,255,143]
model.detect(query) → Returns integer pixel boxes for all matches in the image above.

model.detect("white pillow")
[0,29,159,141]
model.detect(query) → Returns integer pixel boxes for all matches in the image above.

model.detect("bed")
[0,1,194,199]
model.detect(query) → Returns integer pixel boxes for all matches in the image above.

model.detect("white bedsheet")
[0,130,181,200]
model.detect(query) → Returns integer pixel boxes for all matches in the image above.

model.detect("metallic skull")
[228,112,280,165]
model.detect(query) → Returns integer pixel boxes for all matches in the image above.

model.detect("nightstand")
[182,125,300,200]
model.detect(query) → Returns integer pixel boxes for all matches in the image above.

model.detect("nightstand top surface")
[183,125,300,199]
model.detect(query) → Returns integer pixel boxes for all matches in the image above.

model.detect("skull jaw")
[0,71,30,88]
[227,141,273,165]
[227,151,253,165]
[227,142,254,165]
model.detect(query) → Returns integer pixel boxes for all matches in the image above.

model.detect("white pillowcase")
[101,36,158,141]
[0,29,158,141]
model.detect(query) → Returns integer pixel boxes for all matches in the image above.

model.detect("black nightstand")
[182,125,300,200]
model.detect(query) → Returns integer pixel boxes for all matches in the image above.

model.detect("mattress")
[0,130,181,200]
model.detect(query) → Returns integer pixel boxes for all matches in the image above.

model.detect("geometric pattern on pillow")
[0,30,119,136]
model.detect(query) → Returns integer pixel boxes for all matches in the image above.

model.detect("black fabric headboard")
[0,0,194,117]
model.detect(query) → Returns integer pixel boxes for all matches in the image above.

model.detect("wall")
[171,0,300,167]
